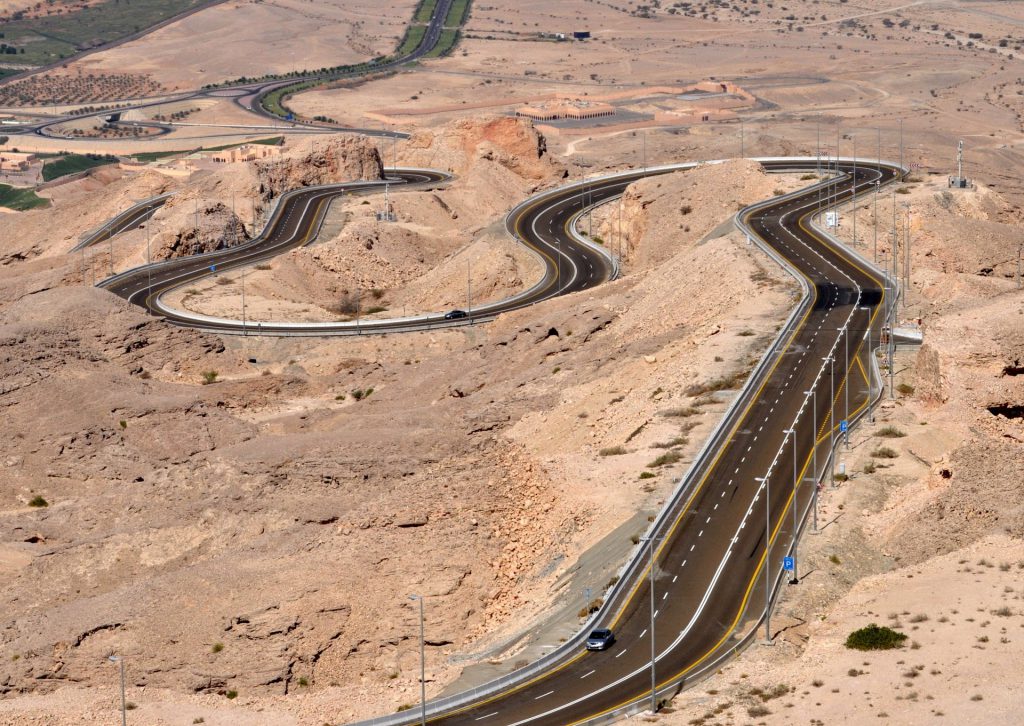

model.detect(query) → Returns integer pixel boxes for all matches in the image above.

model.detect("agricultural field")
[40,152,117,182]
[0,182,48,210]
[0,0,207,67]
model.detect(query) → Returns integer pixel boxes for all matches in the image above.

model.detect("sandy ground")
[1,0,1024,724]
[53,0,417,90]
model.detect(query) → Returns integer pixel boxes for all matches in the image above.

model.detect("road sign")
[783,556,794,571]
[210,265,216,273]
[825,211,838,227]
[840,419,848,433]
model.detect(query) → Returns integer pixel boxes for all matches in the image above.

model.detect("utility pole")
[408,595,426,726]
[639,536,662,713]
[107,220,114,275]
[903,205,911,309]
[816,119,821,176]
[146,220,152,307]
[241,266,247,335]
[467,258,472,322]
[1018,243,1022,289]
[756,475,773,644]
[839,325,849,448]
[617,195,623,269]
[741,120,745,159]
[826,355,836,486]
[806,388,819,533]
[899,118,904,175]
[108,656,127,726]
[852,135,857,247]
[873,180,879,262]
[785,426,799,584]
[642,130,647,172]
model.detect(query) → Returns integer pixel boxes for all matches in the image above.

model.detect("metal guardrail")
[72,192,174,252]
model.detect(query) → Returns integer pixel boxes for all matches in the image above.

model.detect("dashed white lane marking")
[475,712,499,721]
[615,649,627,658]
[535,690,554,700]
[639,629,647,639]
[580,670,595,680]
[690,544,695,551]
[662,591,668,601]
[681,559,687,567]
[706,516,712,523]
[699,530,704,537]
[673,575,678,583]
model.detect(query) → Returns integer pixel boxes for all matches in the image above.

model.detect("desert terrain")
[0,0,1023,725]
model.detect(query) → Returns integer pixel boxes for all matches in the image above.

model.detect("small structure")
[0,151,35,172]
[948,139,970,188]
[206,143,282,164]
[516,99,615,122]
[573,31,591,40]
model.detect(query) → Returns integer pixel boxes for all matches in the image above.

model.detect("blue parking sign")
[783,556,794,571]
[840,420,848,433]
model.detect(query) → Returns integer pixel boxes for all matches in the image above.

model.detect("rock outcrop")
[255,134,384,202]
[403,116,558,179]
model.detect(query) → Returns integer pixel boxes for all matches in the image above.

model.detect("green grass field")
[445,0,471,27]
[396,24,428,57]
[41,153,117,182]
[1,0,205,66]
[426,29,460,58]
[414,0,439,24]
[0,183,49,211]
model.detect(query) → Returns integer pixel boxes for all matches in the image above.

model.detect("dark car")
[444,309,469,320]
[585,628,615,651]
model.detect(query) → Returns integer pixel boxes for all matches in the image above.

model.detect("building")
[0,151,35,172]
[516,99,615,122]
[205,143,282,164]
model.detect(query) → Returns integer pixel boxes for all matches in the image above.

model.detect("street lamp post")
[825,355,836,486]
[852,136,857,247]
[840,325,850,447]
[785,426,799,583]
[639,535,662,714]
[408,595,426,726]
[755,475,773,644]
[806,388,819,532]
[108,655,126,726]
[873,180,879,262]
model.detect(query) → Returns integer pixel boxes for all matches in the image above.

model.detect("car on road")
[444,309,469,320]
[585,628,615,651]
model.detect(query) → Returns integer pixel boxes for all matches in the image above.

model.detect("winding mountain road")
[94,156,904,724]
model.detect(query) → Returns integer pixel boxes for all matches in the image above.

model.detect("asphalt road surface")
[97,157,902,724]
[343,158,902,726]
[71,193,171,252]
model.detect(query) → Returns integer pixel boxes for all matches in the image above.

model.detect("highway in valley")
[94,157,904,724]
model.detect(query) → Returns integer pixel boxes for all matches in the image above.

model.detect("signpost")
[783,556,794,572]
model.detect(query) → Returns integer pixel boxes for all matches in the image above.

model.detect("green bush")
[876,426,906,438]
[872,446,899,459]
[28,495,48,508]
[638,471,656,480]
[225,690,238,700]
[845,624,908,651]
[647,451,682,468]
[201,371,218,385]
[598,446,627,456]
